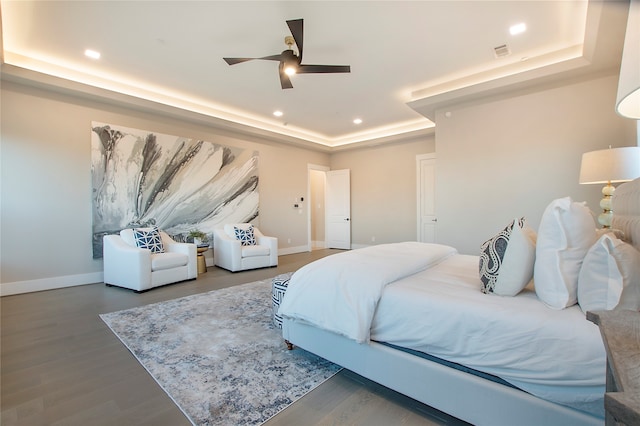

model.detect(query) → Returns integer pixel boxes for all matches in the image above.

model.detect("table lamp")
[616,0,640,119]
[579,146,640,227]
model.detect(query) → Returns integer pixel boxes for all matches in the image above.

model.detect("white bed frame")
[283,319,601,426]
[283,178,640,426]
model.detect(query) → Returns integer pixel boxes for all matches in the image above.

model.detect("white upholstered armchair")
[213,224,278,272]
[103,227,197,292]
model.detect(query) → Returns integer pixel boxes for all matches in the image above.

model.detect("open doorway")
[307,164,329,251]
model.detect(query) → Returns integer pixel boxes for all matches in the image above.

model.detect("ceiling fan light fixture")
[282,49,299,76]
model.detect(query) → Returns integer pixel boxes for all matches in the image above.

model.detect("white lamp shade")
[579,146,640,184]
[616,0,640,119]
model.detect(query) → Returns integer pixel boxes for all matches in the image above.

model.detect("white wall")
[0,81,330,293]
[331,137,436,246]
[434,74,638,255]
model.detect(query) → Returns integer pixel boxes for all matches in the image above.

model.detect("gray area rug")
[100,279,341,425]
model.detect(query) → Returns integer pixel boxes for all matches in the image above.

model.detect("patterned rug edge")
[99,315,197,425]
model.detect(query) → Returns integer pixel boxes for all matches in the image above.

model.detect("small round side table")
[196,244,209,274]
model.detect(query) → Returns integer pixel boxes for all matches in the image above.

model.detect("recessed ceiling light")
[273,110,283,117]
[84,49,101,59]
[509,23,526,35]
[353,118,363,125]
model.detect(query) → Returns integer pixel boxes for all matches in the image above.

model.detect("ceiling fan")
[223,19,351,89]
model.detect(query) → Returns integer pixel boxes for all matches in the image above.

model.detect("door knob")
[345,218,350,221]
[432,218,438,222]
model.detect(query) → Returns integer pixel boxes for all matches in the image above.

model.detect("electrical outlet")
[287,238,291,244]
[371,236,376,242]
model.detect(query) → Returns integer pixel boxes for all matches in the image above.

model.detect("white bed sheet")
[370,254,606,416]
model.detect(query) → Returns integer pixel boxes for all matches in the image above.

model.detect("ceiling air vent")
[493,44,511,58]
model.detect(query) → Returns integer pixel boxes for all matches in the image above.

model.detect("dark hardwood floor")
[1,250,465,426]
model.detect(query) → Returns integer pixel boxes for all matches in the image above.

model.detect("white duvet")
[371,254,606,415]
[278,243,606,416]
[278,242,457,342]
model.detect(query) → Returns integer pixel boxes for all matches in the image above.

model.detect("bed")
[279,177,640,426]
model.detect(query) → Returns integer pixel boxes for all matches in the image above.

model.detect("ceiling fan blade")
[297,64,351,74]
[223,54,282,66]
[287,19,304,61]
[223,58,255,65]
[278,63,294,89]
[259,54,284,61]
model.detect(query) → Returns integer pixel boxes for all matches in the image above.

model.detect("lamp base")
[598,183,615,228]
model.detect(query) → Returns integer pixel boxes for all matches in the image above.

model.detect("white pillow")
[578,234,640,313]
[534,197,597,309]
[479,218,537,296]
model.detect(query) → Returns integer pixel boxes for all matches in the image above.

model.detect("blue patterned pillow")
[479,217,536,296]
[234,225,256,246]
[272,272,294,328]
[133,226,165,253]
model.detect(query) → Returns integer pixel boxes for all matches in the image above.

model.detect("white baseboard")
[1,245,338,296]
[0,272,104,296]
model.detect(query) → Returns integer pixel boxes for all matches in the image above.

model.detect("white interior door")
[325,169,351,249]
[417,154,437,243]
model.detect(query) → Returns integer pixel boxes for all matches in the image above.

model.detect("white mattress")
[370,254,606,416]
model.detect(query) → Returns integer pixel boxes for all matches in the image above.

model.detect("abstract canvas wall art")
[91,122,259,258]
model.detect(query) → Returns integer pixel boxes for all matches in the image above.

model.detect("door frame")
[307,164,330,252]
